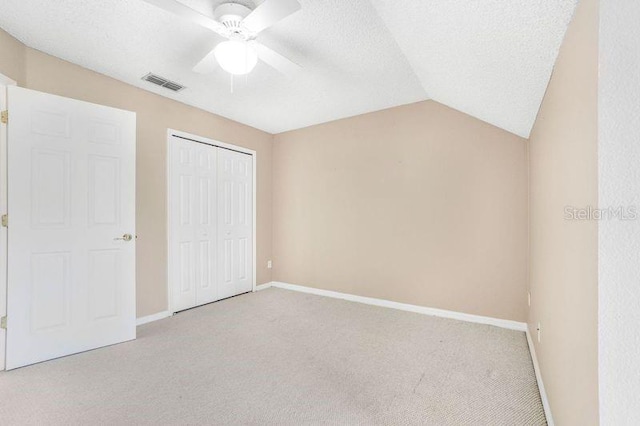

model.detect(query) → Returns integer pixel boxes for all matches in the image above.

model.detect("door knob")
[114,233,133,242]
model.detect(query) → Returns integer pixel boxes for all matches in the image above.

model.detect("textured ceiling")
[0,0,576,137]
[369,0,578,137]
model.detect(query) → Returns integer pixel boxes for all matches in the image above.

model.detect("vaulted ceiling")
[0,0,577,137]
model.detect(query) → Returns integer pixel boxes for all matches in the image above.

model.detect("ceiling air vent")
[141,73,186,92]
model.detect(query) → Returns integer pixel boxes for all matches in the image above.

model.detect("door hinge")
[1,214,6,228]
[0,110,7,124]
[0,316,6,330]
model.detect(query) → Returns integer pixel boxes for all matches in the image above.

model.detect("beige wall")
[273,101,528,321]
[0,30,273,318]
[528,0,599,424]
[0,29,25,85]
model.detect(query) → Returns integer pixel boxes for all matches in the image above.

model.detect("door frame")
[0,73,17,371]
[166,129,257,314]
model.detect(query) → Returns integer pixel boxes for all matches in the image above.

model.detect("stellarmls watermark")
[564,205,638,221]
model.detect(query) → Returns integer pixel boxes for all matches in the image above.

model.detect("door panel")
[217,148,253,299]
[31,149,70,228]
[88,249,120,320]
[6,86,136,370]
[179,242,194,293]
[168,138,218,311]
[88,155,120,226]
[199,240,212,289]
[30,252,70,331]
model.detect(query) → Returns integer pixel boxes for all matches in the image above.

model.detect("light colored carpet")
[0,288,546,425]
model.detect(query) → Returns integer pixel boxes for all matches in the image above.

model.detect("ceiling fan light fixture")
[214,40,258,75]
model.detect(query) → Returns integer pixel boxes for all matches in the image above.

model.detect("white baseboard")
[255,283,272,291]
[266,281,527,332]
[136,310,171,326]
[526,327,554,425]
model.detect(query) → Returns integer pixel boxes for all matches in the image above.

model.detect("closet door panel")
[169,139,217,311]
[169,140,197,311]
[194,146,217,305]
[217,149,253,299]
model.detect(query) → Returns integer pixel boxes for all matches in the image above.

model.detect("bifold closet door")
[169,137,253,312]
[217,148,253,299]
[168,139,218,312]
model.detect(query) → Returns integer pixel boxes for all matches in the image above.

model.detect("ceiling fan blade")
[252,42,301,78]
[242,0,301,34]
[192,48,218,74]
[142,0,228,36]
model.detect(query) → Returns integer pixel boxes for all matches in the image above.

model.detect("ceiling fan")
[143,0,302,77]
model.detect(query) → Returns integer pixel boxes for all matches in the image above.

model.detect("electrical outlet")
[537,322,541,343]
[267,260,272,269]
[528,291,531,307]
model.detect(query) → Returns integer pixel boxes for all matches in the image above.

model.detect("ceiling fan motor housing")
[214,2,253,35]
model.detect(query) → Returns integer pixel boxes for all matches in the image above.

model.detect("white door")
[217,148,253,299]
[168,136,253,312]
[168,138,218,312]
[5,86,136,370]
